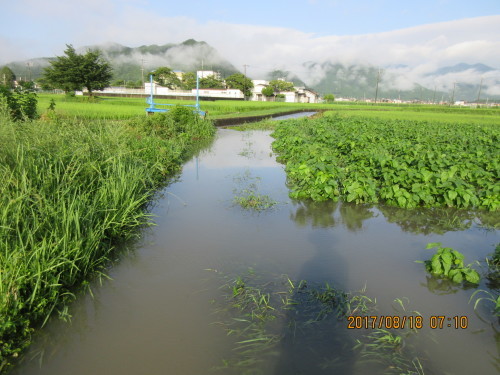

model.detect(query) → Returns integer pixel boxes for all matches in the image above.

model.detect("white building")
[250,80,319,103]
[143,81,243,98]
[197,70,221,79]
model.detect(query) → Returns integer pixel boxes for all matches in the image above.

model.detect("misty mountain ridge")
[4,39,499,101]
[429,63,495,76]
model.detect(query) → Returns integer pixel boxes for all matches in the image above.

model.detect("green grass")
[36,93,500,124]
[36,94,313,120]
[324,106,500,125]
[0,106,215,372]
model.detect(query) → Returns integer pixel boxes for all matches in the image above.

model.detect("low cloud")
[1,1,499,95]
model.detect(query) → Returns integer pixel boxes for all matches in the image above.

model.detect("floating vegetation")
[422,243,480,284]
[209,270,426,375]
[232,170,278,211]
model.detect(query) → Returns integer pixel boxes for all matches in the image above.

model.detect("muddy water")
[12,125,499,375]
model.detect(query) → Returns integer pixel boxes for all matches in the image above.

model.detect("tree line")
[1,44,307,119]
[2,45,258,97]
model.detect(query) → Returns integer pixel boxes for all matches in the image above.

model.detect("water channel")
[11,113,500,374]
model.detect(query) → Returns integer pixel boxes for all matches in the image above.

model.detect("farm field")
[2,94,499,374]
[36,93,500,124]
[271,116,499,210]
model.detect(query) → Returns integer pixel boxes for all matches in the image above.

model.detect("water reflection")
[290,200,338,228]
[339,203,376,232]
[288,198,499,235]
[273,230,356,374]
[290,200,376,232]
[421,274,462,295]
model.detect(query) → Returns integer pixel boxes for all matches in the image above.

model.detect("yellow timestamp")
[347,315,469,330]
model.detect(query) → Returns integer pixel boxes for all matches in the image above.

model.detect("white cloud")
[1,1,499,95]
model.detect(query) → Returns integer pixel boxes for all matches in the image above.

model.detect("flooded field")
[11,123,499,375]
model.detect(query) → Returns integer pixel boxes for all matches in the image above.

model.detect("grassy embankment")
[0,104,215,372]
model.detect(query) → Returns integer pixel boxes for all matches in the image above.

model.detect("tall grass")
[0,106,214,371]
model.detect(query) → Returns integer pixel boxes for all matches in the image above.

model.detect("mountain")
[429,63,495,76]
[299,62,437,101]
[3,40,499,101]
[299,61,500,102]
[5,39,240,83]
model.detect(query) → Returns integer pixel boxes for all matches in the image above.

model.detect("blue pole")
[150,74,154,98]
[196,73,200,112]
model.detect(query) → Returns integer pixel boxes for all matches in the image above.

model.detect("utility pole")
[450,82,457,106]
[140,59,147,87]
[374,69,381,104]
[26,62,32,82]
[432,84,436,104]
[476,77,483,106]
[243,64,249,100]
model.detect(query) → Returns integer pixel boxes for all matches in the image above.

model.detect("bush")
[0,86,38,121]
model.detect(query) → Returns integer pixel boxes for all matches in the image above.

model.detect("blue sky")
[0,0,499,93]
[149,0,499,36]
[0,0,498,61]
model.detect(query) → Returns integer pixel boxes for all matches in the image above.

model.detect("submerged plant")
[354,329,425,375]
[210,270,425,375]
[470,244,500,320]
[469,290,500,318]
[422,243,480,284]
[232,170,278,211]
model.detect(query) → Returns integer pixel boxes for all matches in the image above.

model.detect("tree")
[323,93,335,103]
[181,72,197,90]
[199,75,225,89]
[268,79,295,92]
[152,67,181,89]
[225,73,254,97]
[0,66,16,88]
[261,86,275,98]
[43,44,113,96]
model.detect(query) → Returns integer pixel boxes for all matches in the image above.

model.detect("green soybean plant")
[423,243,480,284]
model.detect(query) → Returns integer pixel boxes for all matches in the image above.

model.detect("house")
[296,87,319,104]
[251,80,269,101]
[250,80,320,103]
